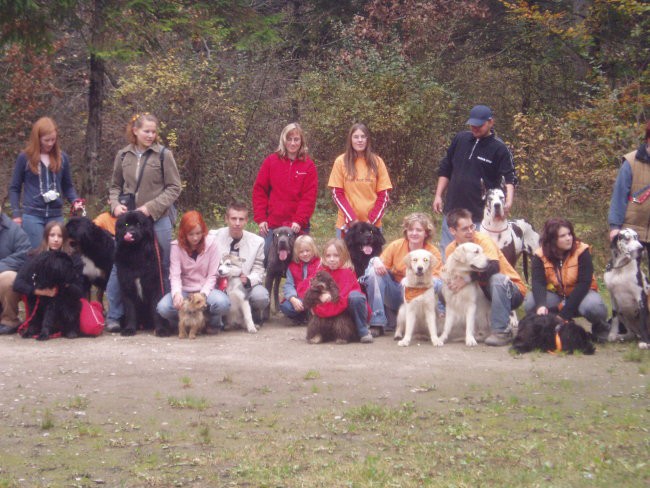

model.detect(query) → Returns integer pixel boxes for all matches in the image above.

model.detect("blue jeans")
[157,290,229,328]
[22,213,64,249]
[523,290,607,326]
[279,298,308,322]
[106,215,173,322]
[348,291,370,338]
[483,274,524,332]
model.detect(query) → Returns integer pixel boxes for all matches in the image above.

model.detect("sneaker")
[360,333,374,344]
[370,326,384,338]
[0,324,18,335]
[484,331,512,347]
[105,320,121,333]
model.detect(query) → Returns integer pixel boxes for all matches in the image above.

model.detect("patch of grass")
[180,376,192,388]
[67,395,89,410]
[303,370,320,380]
[40,409,54,430]
[221,374,233,383]
[167,395,209,410]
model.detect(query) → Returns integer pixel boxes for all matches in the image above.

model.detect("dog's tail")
[522,252,530,283]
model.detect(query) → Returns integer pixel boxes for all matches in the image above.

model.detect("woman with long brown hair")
[9,117,82,248]
[328,123,392,238]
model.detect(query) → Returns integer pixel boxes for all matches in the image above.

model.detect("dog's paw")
[37,332,49,341]
[465,337,478,347]
[246,326,258,334]
[65,330,78,339]
[393,332,403,341]
[335,338,348,344]
[308,334,322,344]
[121,327,137,337]
[639,342,649,350]
[431,337,445,347]
[397,338,410,347]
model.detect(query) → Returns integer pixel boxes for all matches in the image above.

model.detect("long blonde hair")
[322,238,352,270]
[24,117,62,174]
[343,123,378,180]
[276,123,308,160]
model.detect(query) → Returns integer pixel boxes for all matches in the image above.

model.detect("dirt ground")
[1,316,646,413]
[0,315,648,486]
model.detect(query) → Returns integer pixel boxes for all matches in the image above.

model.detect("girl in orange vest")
[524,218,609,342]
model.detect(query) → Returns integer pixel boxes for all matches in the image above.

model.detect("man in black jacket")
[0,213,31,334]
[433,105,517,257]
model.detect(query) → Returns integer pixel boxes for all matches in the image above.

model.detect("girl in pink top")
[156,211,225,333]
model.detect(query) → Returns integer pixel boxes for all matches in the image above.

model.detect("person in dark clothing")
[608,120,650,270]
[0,214,31,334]
[433,105,516,257]
[523,218,609,342]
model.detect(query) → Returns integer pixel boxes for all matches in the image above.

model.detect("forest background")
[0,0,648,269]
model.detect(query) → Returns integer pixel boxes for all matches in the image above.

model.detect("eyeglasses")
[456,224,476,232]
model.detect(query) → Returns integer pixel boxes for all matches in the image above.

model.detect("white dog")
[394,249,438,347]
[480,188,539,275]
[604,228,650,349]
[218,253,257,334]
[438,243,491,346]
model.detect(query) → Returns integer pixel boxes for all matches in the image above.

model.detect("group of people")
[1,108,649,346]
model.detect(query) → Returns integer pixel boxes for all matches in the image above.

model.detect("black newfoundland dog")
[20,251,83,340]
[115,211,170,336]
[66,216,115,302]
[302,271,357,344]
[344,222,385,278]
[512,313,595,355]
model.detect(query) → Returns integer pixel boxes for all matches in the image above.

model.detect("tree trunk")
[82,51,104,196]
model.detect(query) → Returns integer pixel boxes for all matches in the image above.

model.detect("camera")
[42,190,60,203]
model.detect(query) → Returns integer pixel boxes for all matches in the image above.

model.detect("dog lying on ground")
[115,211,170,337]
[394,249,438,346]
[512,313,595,355]
[604,228,650,349]
[302,270,357,344]
[20,251,83,340]
[218,253,257,333]
[178,293,207,339]
[479,188,539,281]
[344,222,386,278]
[438,243,491,346]
[66,216,115,304]
[264,226,295,315]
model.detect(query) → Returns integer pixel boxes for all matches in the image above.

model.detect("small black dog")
[20,251,83,340]
[115,211,170,337]
[512,313,595,355]
[344,222,385,278]
[264,226,295,316]
[302,271,357,344]
[66,216,115,303]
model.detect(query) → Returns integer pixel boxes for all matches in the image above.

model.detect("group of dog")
[20,187,650,352]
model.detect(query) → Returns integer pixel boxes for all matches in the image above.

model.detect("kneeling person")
[446,208,526,346]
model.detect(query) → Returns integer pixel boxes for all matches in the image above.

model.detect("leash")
[17,296,40,335]
[153,237,165,297]
[547,323,564,354]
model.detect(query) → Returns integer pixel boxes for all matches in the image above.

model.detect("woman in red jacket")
[252,123,318,260]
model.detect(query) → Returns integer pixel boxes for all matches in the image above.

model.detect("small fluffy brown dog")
[178,293,207,339]
[302,271,357,344]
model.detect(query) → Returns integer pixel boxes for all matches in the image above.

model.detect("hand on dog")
[609,228,620,242]
[447,276,468,293]
[113,204,128,217]
[136,205,150,217]
[258,221,269,236]
[35,287,58,297]
[372,258,388,276]
[290,297,304,311]
[290,222,301,233]
[320,292,332,303]
[536,306,549,316]
[173,293,184,310]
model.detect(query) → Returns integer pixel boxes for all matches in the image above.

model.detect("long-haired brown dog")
[178,293,207,339]
[302,271,357,344]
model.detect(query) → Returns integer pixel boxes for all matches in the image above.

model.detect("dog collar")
[404,286,429,303]
[481,223,510,235]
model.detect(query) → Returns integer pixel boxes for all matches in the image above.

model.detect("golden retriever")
[394,249,439,346]
[438,243,491,346]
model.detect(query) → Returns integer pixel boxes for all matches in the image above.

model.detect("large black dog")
[344,222,385,278]
[66,216,115,303]
[115,211,170,336]
[19,251,83,340]
[512,313,595,355]
[264,226,296,316]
